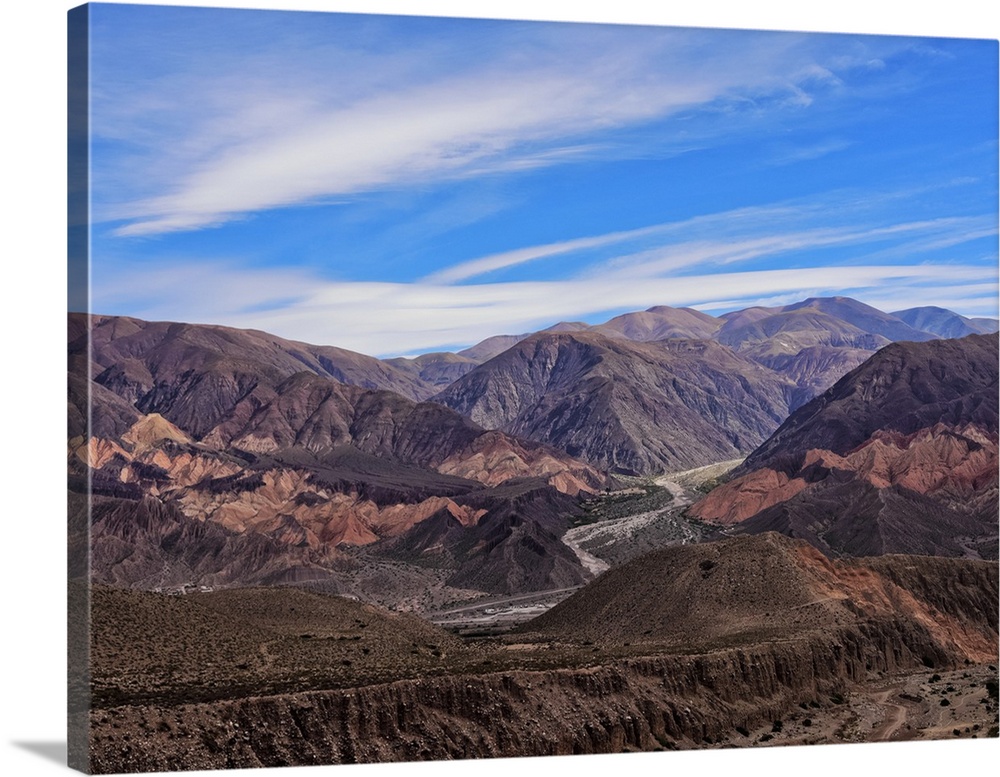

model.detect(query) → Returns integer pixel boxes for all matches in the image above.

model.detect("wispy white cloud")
[601,216,997,278]
[93,18,904,237]
[109,64,718,235]
[766,138,851,166]
[423,222,669,284]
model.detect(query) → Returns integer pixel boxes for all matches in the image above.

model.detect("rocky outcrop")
[525,532,998,658]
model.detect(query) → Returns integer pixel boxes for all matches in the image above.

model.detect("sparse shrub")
[940,699,951,707]
[735,726,750,737]
[771,720,783,733]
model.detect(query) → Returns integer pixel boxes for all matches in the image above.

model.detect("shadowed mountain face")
[387,478,592,594]
[524,532,998,662]
[737,333,999,472]
[690,334,999,559]
[433,331,793,475]
[385,351,480,388]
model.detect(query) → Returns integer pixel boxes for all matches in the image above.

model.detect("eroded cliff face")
[89,622,991,773]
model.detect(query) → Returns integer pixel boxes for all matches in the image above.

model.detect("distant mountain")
[689,334,999,559]
[524,532,998,663]
[780,296,936,343]
[444,297,982,420]
[385,351,479,388]
[715,297,933,409]
[434,331,792,474]
[457,334,530,363]
[590,305,721,342]
[716,306,890,354]
[892,306,1000,339]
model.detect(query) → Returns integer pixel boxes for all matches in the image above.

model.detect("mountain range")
[70,296,998,602]
[72,295,999,769]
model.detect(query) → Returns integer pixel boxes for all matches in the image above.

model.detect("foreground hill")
[87,535,999,772]
[434,332,792,474]
[89,584,465,708]
[525,532,998,659]
[689,334,999,558]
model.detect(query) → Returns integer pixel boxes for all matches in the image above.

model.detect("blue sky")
[85,3,999,356]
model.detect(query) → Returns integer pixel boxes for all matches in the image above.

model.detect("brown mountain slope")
[780,297,937,343]
[434,331,792,475]
[716,306,890,354]
[753,345,876,411]
[737,333,999,474]
[707,297,940,406]
[385,351,479,389]
[399,298,972,410]
[76,314,438,435]
[524,532,998,662]
[190,371,605,494]
[689,335,999,559]
[388,478,591,594]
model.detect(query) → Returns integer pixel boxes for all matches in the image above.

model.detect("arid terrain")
[86,532,998,772]
[71,301,1000,773]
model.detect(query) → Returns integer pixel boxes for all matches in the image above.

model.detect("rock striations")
[70,314,609,597]
[689,334,999,559]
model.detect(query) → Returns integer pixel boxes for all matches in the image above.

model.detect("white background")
[1,1,997,776]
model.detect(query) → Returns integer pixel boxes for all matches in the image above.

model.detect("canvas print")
[68,3,1000,773]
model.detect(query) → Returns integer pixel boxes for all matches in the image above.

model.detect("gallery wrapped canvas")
[67,2,999,774]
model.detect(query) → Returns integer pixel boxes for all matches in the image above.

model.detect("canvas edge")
[68,3,92,773]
